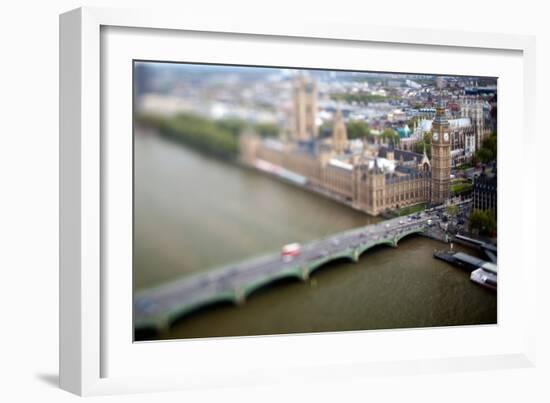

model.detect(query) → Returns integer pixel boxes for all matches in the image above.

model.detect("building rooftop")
[328,158,353,171]
[449,117,472,129]
[396,126,412,138]
[378,146,423,163]
[474,172,497,186]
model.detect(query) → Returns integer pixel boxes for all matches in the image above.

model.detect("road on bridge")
[134,212,439,331]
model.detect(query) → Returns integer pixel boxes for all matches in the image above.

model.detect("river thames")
[134,129,497,340]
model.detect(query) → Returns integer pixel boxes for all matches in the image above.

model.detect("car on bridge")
[281,243,301,262]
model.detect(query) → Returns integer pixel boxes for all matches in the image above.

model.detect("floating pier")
[433,249,497,291]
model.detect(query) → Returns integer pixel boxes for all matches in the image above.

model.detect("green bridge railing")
[134,224,428,332]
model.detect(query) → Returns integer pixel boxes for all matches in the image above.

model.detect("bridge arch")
[356,240,396,259]
[242,271,304,300]
[164,292,238,330]
[393,228,425,245]
[134,224,431,333]
[306,252,357,277]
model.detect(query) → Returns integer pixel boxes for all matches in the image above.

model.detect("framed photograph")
[60,7,537,396]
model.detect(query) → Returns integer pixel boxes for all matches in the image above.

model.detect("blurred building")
[240,76,453,215]
[290,75,318,142]
[331,107,348,154]
[403,101,485,167]
[472,173,497,215]
[460,98,486,151]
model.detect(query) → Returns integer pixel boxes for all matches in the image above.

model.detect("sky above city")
[134,61,498,84]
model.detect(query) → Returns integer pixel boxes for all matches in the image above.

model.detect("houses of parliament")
[239,75,452,216]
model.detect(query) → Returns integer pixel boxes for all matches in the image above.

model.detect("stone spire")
[291,74,318,142]
[421,141,431,169]
[331,105,348,154]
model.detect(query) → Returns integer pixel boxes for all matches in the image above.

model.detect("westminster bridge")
[134,213,440,333]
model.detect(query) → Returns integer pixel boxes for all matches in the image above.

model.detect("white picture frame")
[60,6,537,396]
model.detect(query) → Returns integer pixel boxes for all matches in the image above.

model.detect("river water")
[134,129,497,340]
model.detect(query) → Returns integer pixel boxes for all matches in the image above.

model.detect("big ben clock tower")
[430,100,451,205]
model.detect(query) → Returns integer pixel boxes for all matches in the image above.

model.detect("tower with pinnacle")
[291,75,318,142]
[331,107,348,154]
[430,100,452,204]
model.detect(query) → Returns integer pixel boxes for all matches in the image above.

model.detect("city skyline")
[133,61,497,341]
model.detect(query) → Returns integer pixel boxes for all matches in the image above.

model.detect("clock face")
[444,132,449,141]
[433,132,439,141]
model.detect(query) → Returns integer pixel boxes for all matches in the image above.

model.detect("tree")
[381,128,400,146]
[483,132,497,158]
[475,132,497,163]
[254,122,280,138]
[469,209,485,233]
[217,117,246,138]
[346,120,370,140]
[414,131,432,158]
[414,142,431,158]
[330,92,392,104]
[136,112,240,158]
[423,132,432,144]
[476,148,493,164]
[446,205,459,217]
[469,209,496,236]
